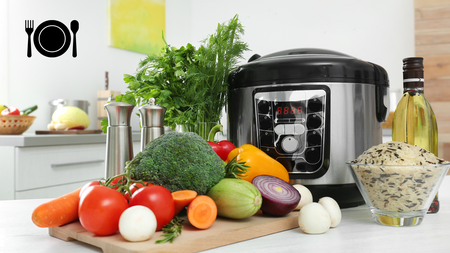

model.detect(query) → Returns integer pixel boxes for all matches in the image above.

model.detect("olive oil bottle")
[392,57,439,213]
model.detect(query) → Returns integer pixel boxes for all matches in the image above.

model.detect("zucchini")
[21,105,38,115]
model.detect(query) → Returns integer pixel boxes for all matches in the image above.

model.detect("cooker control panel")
[254,89,328,178]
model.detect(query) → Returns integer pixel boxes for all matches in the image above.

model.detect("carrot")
[32,187,82,228]
[187,195,217,229]
[172,190,198,216]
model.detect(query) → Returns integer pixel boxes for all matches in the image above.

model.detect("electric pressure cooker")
[227,48,390,207]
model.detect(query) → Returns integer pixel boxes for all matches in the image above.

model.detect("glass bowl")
[346,162,450,227]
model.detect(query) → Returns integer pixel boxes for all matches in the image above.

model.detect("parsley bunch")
[114,14,249,132]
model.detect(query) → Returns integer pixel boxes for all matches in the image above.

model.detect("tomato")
[79,180,101,197]
[124,181,153,201]
[1,107,20,116]
[110,176,127,190]
[79,185,129,236]
[129,185,175,231]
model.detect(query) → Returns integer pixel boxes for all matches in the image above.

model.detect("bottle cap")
[403,57,424,88]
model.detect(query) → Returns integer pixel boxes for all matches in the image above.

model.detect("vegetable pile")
[31,133,343,243]
[1,105,38,116]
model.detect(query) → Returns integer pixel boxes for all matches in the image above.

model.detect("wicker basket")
[0,115,36,135]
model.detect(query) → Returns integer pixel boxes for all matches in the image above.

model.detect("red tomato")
[78,185,129,236]
[124,181,153,201]
[1,107,20,116]
[79,180,101,197]
[110,176,126,190]
[129,185,175,231]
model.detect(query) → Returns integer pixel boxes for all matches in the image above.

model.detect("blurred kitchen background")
[1,0,449,156]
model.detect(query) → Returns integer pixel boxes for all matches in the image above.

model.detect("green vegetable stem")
[118,14,249,131]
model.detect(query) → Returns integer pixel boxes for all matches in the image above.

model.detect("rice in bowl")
[348,141,449,213]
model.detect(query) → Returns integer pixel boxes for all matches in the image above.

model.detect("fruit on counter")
[119,205,157,242]
[128,185,175,231]
[124,181,153,201]
[318,197,341,228]
[292,184,313,210]
[187,195,217,229]
[252,175,300,216]
[207,124,236,161]
[172,190,198,216]
[52,106,90,129]
[1,105,38,116]
[129,132,226,195]
[31,187,82,228]
[298,203,331,234]
[21,105,38,115]
[207,178,262,219]
[227,144,290,183]
[78,185,129,236]
[1,106,20,115]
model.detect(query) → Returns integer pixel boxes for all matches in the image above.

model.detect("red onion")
[252,175,301,216]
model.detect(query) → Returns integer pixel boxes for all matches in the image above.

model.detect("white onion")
[119,205,157,242]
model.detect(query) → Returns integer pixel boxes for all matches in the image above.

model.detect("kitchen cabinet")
[0,133,141,200]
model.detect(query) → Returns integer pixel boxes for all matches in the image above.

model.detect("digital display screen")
[275,101,305,118]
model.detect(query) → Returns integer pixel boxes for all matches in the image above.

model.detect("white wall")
[0,0,414,133]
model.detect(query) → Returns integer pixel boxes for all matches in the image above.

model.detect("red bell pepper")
[207,124,236,161]
[1,107,20,116]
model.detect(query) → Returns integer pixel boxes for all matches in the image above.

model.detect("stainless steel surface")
[140,127,164,151]
[228,82,387,185]
[138,99,166,151]
[49,99,90,121]
[104,102,135,126]
[104,102,135,178]
[138,99,166,128]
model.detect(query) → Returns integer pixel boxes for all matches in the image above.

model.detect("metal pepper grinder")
[138,98,166,151]
[104,101,135,178]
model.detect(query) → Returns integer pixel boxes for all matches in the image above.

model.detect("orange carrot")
[172,190,198,216]
[187,195,217,229]
[32,187,82,228]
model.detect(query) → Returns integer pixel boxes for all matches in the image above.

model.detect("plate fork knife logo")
[25,19,79,58]
[25,20,34,57]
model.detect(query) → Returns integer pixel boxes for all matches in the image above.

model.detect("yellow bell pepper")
[227,144,290,183]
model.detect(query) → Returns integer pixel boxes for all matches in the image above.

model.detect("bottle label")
[404,78,424,83]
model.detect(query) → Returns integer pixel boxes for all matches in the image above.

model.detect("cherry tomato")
[1,107,20,116]
[129,185,175,231]
[124,181,153,201]
[79,180,101,197]
[110,176,127,190]
[79,185,129,236]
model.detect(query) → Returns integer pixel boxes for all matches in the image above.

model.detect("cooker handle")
[372,63,390,123]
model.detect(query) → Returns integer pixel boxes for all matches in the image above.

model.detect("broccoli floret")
[129,131,226,195]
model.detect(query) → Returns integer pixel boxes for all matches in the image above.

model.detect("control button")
[260,131,273,146]
[259,115,272,130]
[294,124,305,135]
[281,136,299,153]
[274,124,284,135]
[307,130,321,146]
[306,114,322,129]
[258,100,271,114]
[305,147,321,164]
[308,98,323,112]
[285,124,295,134]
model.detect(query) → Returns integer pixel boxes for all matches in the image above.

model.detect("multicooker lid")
[227,48,389,89]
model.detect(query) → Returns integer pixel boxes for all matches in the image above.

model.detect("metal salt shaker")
[104,102,135,178]
[138,98,166,151]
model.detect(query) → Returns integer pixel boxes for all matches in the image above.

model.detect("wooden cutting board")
[36,130,102,134]
[49,211,299,253]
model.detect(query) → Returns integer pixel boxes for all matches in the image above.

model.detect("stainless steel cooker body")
[227,48,389,207]
[228,82,384,185]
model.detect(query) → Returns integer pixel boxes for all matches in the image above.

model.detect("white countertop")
[1,176,450,253]
[0,132,141,147]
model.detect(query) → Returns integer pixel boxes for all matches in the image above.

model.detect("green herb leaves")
[120,15,249,130]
